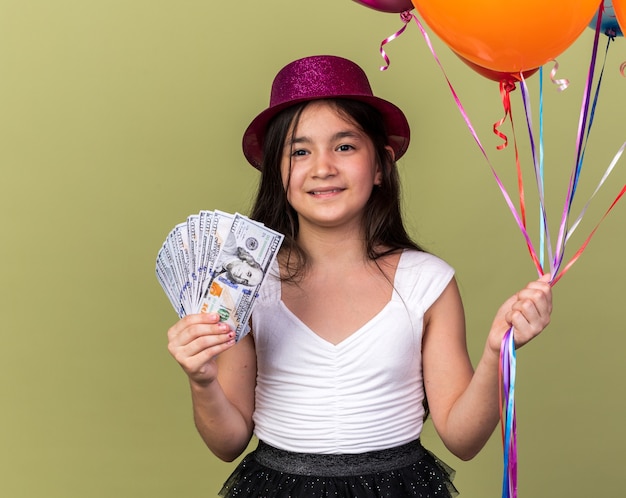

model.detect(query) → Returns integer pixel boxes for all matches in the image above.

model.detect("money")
[156,210,284,341]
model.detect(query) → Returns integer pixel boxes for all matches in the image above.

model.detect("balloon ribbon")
[379,8,626,498]
[499,327,517,498]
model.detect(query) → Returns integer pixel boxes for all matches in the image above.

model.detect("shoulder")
[397,249,454,276]
[394,250,455,311]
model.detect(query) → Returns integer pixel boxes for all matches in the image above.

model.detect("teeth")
[312,189,340,195]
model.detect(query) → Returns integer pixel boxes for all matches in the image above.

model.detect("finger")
[183,338,236,372]
[169,321,233,357]
[509,299,540,329]
[522,279,552,297]
[168,312,223,341]
[178,328,235,357]
[510,294,552,340]
[183,340,236,374]
[517,280,553,311]
[169,327,236,370]
[538,272,552,284]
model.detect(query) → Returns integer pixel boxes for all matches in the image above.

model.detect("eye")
[291,148,308,157]
[336,144,355,152]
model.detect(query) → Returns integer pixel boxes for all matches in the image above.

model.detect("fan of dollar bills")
[156,210,284,341]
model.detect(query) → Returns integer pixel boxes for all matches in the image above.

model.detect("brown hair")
[249,99,424,281]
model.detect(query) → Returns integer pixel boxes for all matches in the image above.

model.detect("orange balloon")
[613,0,626,34]
[411,0,601,72]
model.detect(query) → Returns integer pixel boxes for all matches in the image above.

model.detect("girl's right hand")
[167,313,236,386]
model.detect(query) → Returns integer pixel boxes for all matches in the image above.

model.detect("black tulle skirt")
[219,439,458,498]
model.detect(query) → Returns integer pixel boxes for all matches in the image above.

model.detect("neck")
[296,224,369,267]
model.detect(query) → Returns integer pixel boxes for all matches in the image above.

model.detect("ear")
[385,145,395,163]
[374,166,383,186]
[374,145,395,185]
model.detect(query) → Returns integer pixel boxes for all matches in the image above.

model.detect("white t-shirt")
[251,250,455,454]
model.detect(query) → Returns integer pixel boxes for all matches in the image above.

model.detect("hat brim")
[242,95,410,170]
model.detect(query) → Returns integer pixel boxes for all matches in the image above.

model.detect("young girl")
[167,55,553,497]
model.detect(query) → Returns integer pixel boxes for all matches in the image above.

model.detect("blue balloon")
[589,1,623,37]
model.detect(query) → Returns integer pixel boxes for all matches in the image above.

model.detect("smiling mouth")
[309,188,344,195]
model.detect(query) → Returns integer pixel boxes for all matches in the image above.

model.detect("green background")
[1,1,624,496]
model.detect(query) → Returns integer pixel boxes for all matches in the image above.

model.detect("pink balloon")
[352,0,414,13]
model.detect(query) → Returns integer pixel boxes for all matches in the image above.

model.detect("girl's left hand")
[488,273,553,354]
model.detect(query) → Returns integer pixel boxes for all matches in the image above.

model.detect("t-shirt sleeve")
[395,251,455,316]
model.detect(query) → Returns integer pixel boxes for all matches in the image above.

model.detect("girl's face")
[281,101,383,233]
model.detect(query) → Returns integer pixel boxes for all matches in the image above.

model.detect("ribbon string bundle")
[363,2,626,496]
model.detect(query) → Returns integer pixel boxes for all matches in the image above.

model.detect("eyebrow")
[288,130,363,146]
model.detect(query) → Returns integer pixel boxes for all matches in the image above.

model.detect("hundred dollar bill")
[198,213,283,341]
[167,223,193,313]
[157,213,215,316]
[193,210,213,304]
[207,210,234,274]
[195,210,233,310]
[155,251,184,317]
[156,229,187,315]
[186,213,200,304]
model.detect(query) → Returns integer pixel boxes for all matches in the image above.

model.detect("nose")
[311,150,337,178]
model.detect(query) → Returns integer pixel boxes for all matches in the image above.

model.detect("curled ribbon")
[379,10,413,71]
[548,59,569,92]
[494,79,532,245]
[493,80,517,150]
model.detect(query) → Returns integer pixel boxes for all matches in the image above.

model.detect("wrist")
[482,337,503,365]
[189,376,218,392]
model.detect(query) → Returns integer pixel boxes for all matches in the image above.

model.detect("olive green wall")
[1,1,624,496]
